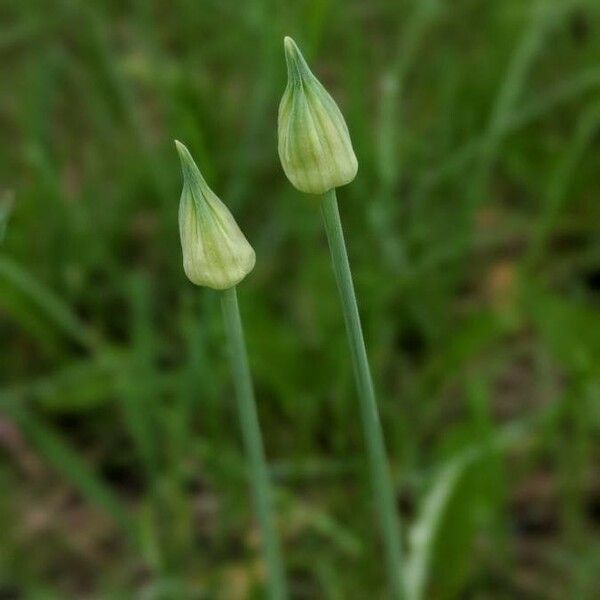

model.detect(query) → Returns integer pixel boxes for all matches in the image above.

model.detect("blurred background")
[1,0,599,598]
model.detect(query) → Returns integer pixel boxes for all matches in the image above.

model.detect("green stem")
[220,286,288,600]
[321,189,405,599]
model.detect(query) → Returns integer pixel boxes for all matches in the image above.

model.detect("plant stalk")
[220,286,287,600]
[321,189,405,599]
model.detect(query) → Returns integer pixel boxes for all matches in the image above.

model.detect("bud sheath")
[278,37,358,195]
[175,141,255,290]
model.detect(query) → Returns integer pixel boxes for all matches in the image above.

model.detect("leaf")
[405,420,529,600]
[0,256,97,350]
[526,286,600,375]
[0,191,14,243]
[0,391,138,543]
[6,353,124,412]
[405,455,469,600]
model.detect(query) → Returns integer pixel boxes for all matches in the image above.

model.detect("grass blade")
[0,392,137,543]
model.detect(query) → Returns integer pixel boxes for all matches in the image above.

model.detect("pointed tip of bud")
[174,139,186,156]
[174,139,193,171]
[175,139,208,191]
[283,36,313,86]
[175,140,191,171]
[283,36,296,55]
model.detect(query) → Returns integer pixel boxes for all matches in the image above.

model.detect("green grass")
[1,0,599,598]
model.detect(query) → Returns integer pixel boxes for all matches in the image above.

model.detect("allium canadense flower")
[278,37,358,195]
[176,141,255,290]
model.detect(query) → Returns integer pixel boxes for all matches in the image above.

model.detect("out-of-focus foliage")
[0,0,599,598]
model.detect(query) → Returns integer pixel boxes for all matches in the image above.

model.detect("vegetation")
[1,0,599,598]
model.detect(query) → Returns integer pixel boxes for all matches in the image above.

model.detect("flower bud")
[175,141,255,290]
[278,36,358,195]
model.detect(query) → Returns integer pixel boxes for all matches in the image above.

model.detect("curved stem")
[321,189,405,599]
[220,286,288,600]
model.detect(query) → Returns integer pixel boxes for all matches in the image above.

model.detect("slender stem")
[321,189,405,599]
[220,286,288,600]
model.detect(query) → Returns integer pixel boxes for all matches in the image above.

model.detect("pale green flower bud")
[278,36,358,195]
[175,141,255,290]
